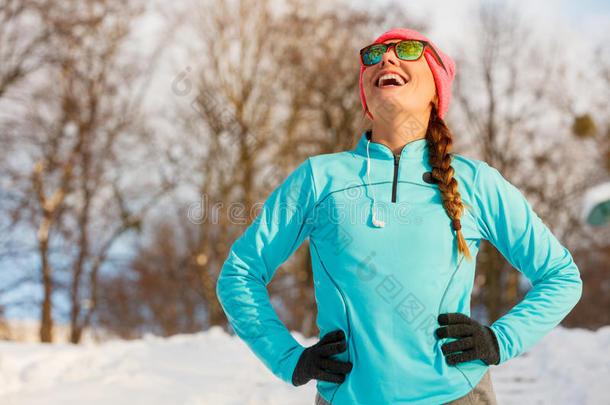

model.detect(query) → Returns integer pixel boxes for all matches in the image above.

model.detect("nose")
[380,44,400,67]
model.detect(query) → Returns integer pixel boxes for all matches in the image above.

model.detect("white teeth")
[377,73,407,87]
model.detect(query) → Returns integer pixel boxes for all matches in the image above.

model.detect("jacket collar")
[353,130,429,161]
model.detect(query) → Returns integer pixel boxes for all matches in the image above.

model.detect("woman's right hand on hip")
[292,329,353,386]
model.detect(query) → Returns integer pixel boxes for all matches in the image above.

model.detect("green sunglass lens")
[362,44,387,65]
[396,41,424,60]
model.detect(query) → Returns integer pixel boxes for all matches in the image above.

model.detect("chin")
[370,100,418,118]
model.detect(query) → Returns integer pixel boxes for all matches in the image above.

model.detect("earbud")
[372,211,385,228]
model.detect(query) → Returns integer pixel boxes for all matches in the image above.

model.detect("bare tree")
[557,37,610,329]
[0,0,50,98]
[0,1,51,331]
[96,219,206,338]
[1,0,176,343]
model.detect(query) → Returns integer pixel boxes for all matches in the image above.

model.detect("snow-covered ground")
[0,324,608,405]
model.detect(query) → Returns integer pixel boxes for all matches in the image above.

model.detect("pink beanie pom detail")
[359,28,456,120]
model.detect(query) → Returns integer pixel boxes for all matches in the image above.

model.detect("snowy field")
[0,325,609,405]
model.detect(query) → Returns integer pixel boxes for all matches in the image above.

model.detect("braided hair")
[425,104,473,262]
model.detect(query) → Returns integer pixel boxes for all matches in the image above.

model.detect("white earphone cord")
[366,139,385,228]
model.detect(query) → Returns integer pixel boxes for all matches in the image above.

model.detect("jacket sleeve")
[215,158,317,386]
[472,161,583,365]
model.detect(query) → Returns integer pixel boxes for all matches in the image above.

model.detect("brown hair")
[424,104,473,262]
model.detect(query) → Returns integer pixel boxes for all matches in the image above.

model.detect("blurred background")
[0,0,609,403]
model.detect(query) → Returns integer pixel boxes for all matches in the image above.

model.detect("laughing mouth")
[376,72,409,88]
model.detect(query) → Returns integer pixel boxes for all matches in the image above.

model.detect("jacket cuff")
[484,325,501,365]
[284,343,307,387]
[488,324,505,365]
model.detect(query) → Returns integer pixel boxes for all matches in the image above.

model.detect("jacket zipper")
[392,153,400,203]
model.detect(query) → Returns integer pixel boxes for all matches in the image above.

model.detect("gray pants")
[314,369,497,405]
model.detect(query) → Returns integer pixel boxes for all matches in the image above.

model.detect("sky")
[559,0,610,31]
[352,0,610,43]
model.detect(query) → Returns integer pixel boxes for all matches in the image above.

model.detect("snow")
[0,325,609,404]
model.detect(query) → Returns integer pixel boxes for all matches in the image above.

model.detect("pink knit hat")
[359,28,456,120]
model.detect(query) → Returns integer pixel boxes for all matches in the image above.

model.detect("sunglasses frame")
[359,39,447,73]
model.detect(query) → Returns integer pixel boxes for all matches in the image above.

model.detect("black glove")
[292,329,353,386]
[434,313,500,366]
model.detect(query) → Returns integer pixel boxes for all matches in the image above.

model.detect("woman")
[216,28,583,404]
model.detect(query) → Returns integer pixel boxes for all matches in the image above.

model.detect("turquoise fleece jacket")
[216,130,583,404]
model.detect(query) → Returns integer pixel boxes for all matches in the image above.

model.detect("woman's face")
[362,39,438,120]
